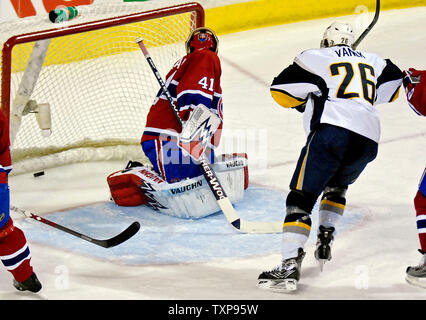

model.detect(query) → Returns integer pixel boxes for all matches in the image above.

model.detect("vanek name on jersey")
[333,47,366,58]
[270,45,403,143]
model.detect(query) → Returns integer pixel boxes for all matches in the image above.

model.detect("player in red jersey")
[0,109,42,293]
[108,28,248,219]
[141,27,223,183]
[403,68,426,288]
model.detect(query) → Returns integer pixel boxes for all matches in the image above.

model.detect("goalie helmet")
[320,22,355,48]
[185,27,219,54]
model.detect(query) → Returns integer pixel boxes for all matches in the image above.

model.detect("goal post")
[0,1,204,175]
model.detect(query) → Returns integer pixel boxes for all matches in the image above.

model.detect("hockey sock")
[282,208,312,260]
[318,186,347,232]
[0,218,34,282]
[281,190,316,259]
[414,190,426,252]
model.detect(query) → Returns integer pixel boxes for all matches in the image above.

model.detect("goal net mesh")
[0,1,203,175]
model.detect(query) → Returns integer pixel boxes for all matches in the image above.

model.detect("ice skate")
[13,272,42,293]
[314,225,335,271]
[405,250,426,289]
[257,248,305,292]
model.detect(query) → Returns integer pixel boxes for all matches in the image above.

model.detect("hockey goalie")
[107,27,249,219]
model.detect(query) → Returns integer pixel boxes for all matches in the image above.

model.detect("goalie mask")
[320,22,355,48]
[185,27,219,54]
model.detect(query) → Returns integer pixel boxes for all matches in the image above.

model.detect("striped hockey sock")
[414,190,426,252]
[0,218,34,282]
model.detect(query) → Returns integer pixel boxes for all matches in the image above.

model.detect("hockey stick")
[10,206,140,248]
[136,38,283,234]
[353,0,380,49]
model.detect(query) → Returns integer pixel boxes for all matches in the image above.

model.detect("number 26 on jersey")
[330,62,376,105]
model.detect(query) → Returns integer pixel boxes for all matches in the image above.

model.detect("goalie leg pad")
[107,154,249,219]
[153,153,248,219]
[107,165,167,207]
[213,153,249,190]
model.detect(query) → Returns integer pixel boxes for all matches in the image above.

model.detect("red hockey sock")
[414,190,426,252]
[0,219,34,282]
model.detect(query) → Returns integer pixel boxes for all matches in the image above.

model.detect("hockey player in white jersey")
[257,22,403,292]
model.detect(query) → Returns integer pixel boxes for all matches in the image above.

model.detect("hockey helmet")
[320,22,355,48]
[185,27,218,54]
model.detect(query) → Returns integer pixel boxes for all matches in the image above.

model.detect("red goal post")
[0,1,204,175]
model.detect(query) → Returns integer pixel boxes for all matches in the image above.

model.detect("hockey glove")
[178,104,221,161]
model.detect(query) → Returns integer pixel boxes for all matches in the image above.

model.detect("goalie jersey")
[271,45,403,142]
[141,49,223,147]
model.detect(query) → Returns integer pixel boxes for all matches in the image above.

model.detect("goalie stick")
[11,206,140,248]
[353,0,380,49]
[136,38,283,234]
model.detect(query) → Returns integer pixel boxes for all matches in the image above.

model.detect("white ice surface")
[1,7,426,300]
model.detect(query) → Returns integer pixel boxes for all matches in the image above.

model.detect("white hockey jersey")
[270,45,403,142]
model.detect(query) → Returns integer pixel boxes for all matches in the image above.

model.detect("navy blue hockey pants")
[290,124,378,198]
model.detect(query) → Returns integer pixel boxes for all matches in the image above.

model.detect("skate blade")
[257,279,298,292]
[405,274,426,289]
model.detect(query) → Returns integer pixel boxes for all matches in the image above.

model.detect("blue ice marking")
[18,186,363,265]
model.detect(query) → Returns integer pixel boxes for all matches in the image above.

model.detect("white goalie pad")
[108,154,249,219]
[178,104,221,161]
[146,153,248,219]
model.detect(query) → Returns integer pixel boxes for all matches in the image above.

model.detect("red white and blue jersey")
[405,72,426,195]
[0,109,12,229]
[0,110,12,177]
[142,49,223,148]
[404,69,426,116]
[419,167,426,196]
[0,109,34,282]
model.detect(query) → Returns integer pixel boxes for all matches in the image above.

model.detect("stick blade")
[93,221,141,248]
[217,198,283,234]
[239,220,283,234]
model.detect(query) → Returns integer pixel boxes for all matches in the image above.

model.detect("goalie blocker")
[107,153,249,219]
[178,104,221,161]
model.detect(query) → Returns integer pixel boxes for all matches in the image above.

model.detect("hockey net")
[0,1,204,175]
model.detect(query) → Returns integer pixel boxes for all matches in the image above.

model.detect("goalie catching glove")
[107,153,249,219]
[178,104,222,160]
